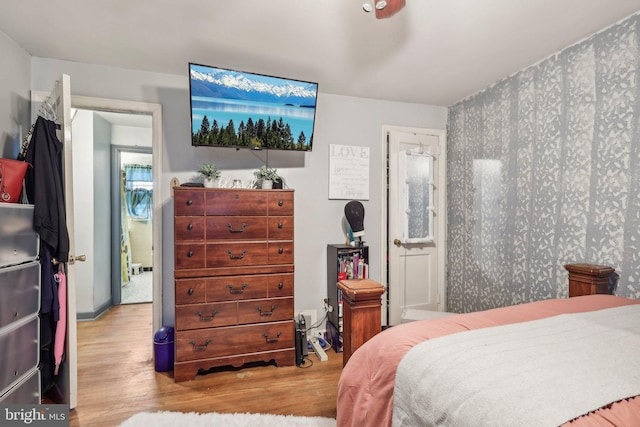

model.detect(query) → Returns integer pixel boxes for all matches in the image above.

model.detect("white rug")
[120,411,336,427]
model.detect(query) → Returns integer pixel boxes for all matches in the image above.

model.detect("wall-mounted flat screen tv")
[189,63,318,151]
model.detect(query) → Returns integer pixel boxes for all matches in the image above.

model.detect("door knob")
[68,254,87,264]
[393,239,402,246]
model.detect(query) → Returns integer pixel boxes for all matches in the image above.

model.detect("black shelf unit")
[326,244,369,353]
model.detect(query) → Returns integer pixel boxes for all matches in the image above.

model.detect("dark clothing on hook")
[24,116,70,263]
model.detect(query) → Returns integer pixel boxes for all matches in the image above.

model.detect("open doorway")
[116,148,153,305]
[71,109,153,315]
[69,97,162,336]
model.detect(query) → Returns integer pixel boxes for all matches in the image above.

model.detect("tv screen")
[189,63,318,151]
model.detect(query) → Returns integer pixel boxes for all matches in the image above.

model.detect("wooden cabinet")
[564,263,616,297]
[173,188,295,382]
[337,279,385,367]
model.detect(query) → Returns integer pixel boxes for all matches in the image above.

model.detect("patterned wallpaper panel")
[447,14,640,313]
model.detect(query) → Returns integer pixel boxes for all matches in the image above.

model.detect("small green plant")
[197,162,221,180]
[253,165,279,182]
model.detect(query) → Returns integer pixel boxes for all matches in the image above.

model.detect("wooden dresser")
[173,187,295,382]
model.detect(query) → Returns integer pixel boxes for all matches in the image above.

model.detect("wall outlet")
[297,309,317,328]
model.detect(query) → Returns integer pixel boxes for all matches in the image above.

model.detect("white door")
[387,127,446,325]
[36,75,79,409]
[54,74,79,409]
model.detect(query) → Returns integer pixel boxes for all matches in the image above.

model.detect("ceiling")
[2,0,640,107]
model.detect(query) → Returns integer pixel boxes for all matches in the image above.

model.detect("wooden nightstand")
[564,263,615,297]
[337,279,385,366]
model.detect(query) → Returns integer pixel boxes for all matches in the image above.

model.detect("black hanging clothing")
[39,242,60,322]
[24,116,69,263]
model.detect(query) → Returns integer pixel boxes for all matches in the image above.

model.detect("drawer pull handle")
[256,305,277,317]
[187,251,194,258]
[187,223,193,230]
[263,332,283,343]
[277,222,283,229]
[197,310,219,321]
[278,247,284,254]
[188,288,194,295]
[227,249,247,260]
[186,199,193,206]
[278,200,284,206]
[278,282,284,289]
[227,283,248,294]
[189,339,211,352]
[226,223,248,233]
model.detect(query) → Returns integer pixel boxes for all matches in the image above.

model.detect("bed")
[336,294,640,427]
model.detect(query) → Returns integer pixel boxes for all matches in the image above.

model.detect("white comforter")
[392,304,640,427]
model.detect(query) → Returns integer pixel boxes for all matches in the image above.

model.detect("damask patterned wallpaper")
[447,14,640,313]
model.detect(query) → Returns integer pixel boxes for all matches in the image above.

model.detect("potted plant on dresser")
[198,162,221,188]
[254,165,280,189]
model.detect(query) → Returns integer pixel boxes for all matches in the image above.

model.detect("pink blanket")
[336,295,640,427]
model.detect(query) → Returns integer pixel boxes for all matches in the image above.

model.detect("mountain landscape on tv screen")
[190,68,317,107]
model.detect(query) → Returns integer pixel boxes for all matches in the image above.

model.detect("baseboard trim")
[77,299,113,321]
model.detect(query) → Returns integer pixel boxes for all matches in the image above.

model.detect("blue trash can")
[153,326,174,372]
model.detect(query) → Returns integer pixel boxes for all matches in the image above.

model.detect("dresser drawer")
[267,274,294,297]
[175,190,205,216]
[206,190,267,216]
[176,321,294,362]
[0,367,40,404]
[268,242,294,264]
[206,216,267,240]
[175,279,206,305]
[0,315,39,393]
[0,261,40,330]
[238,297,294,324]
[206,242,268,267]
[267,217,293,240]
[175,302,237,330]
[206,275,268,301]
[175,243,206,269]
[268,192,294,216]
[0,204,38,267]
[174,217,205,241]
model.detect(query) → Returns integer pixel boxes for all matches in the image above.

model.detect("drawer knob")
[187,251,194,258]
[188,288,194,295]
[278,222,283,229]
[226,223,248,233]
[187,223,193,230]
[263,332,283,343]
[256,305,277,317]
[278,247,284,254]
[227,249,247,260]
[186,199,193,206]
[235,194,240,199]
[227,283,248,294]
[278,200,284,206]
[278,282,284,289]
[197,310,219,322]
[189,339,211,352]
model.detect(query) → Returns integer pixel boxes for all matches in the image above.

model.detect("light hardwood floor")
[68,303,342,426]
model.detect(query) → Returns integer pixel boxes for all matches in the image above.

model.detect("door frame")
[111,146,153,306]
[380,125,447,325]
[70,96,163,333]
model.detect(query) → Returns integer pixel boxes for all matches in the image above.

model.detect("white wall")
[0,30,30,158]
[30,57,448,326]
[92,114,112,309]
[112,125,152,147]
